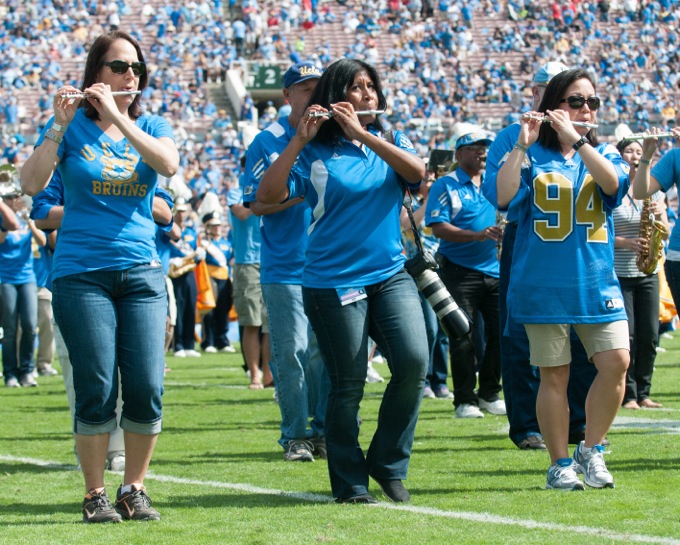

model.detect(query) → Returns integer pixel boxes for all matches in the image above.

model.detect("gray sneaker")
[19,375,38,387]
[574,441,614,488]
[283,439,314,462]
[546,459,585,491]
[5,377,20,388]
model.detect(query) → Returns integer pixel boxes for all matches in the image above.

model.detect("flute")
[626,132,678,140]
[59,90,142,99]
[521,114,598,129]
[308,109,385,118]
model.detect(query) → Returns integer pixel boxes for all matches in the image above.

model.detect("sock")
[556,457,573,467]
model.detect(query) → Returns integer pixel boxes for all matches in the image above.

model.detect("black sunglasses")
[559,95,600,110]
[104,60,146,76]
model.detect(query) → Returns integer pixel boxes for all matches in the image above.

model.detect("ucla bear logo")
[82,143,148,197]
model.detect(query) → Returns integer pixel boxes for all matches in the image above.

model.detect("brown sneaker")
[82,488,122,523]
[114,484,160,521]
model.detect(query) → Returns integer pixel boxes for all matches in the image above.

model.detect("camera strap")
[384,129,427,256]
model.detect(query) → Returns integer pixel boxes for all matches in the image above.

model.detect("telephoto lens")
[405,253,471,339]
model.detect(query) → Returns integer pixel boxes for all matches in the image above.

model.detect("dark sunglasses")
[104,60,146,76]
[559,95,600,110]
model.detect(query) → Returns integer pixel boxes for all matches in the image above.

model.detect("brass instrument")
[0,164,21,198]
[496,211,508,261]
[168,252,196,278]
[636,198,668,274]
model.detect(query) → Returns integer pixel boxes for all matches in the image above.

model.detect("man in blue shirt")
[243,62,329,462]
[425,131,505,419]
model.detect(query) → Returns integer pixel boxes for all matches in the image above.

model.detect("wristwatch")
[572,136,590,151]
[51,122,68,133]
[45,129,63,145]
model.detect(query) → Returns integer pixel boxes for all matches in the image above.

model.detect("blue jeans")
[262,283,329,446]
[303,270,429,500]
[419,291,450,391]
[500,222,594,445]
[52,264,167,435]
[619,274,660,403]
[438,257,501,407]
[1,282,37,381]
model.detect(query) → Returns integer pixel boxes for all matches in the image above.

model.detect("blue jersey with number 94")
[507,142,629,324]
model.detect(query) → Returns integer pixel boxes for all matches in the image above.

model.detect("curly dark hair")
[537,68,599,151]
[80,30,147,121]
[307,59,386,146]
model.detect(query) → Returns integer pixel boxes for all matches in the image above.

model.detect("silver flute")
[626,131,678,140]
[521,114,598,129]
[60,90,142,99]
[308,109,385,118]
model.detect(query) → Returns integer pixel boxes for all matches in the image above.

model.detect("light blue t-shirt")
[287,129,419,289]
[227,182,261,265]
[0,220,36,284]
[36,110,175,280]
[242,117,310,284]
[507,141,629,324]
[425,169,499,278]
[651,148,680,253]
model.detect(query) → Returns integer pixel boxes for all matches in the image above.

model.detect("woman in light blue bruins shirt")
[258,59,429,504]
[21,31,179,523]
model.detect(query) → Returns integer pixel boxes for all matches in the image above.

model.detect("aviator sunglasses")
[559,95,601,110]
[104,60,146,76]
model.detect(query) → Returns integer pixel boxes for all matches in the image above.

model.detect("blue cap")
[282,62,323,88]
[533,61,569,85]
[455,131,495,150]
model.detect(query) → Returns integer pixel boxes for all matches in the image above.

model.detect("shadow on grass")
[0,461,76,474]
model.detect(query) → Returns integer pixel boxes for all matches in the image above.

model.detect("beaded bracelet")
[513,143,528,153]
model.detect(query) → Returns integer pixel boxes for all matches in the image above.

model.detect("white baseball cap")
[533,62,570,85]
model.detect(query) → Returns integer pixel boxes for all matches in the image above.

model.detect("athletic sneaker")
[365,363,384,383]
[283,439,315,462]
[174,349,186,358]
[309,436,327,459]
[455,403,484,418]
[19,375,38,387]
[5,377,20,388]
[219,345,236,353]
[479,397,507,415]
[184,349,201,357]
[38,364,58,376]
[422,386,436,399]
[434,386,454,400]
[204,346,217,353]
[115,484,161,520]
[108,452,126,472]
[546,459,585,491]
[574,441,614,488]
[82,488,122,523]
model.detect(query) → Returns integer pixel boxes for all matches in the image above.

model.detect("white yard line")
[1,454,679,545]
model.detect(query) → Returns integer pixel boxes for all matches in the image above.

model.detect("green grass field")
[1,332,679,545]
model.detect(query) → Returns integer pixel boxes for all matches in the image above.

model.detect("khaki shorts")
[232,263,268,331]
[524,321,629,367]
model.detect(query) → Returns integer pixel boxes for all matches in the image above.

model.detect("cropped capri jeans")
[52,263,167,435]
[303,269,429,500]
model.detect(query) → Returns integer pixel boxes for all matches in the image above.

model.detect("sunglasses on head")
[559,95,600,110]
[104,60,146,76]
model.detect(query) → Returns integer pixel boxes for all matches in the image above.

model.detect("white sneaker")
[546,459,585,491]
[185,349,202,357]
[219,345,236,353]
[366,363,384,383]
[204,346,217,353]
[479,398,507,415]
[574,441,614,488]
[108,453,126,472]
[174,349,187,358]
[371,355,386,365]
[38,364,59,376]
[455,404,484,418]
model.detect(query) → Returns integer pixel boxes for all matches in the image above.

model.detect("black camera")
[405,252,471,339]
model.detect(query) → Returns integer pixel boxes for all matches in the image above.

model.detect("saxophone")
[636,197,668,275]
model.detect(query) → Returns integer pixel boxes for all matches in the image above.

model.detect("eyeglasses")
[559,95,600,110]
[103,60,146,76]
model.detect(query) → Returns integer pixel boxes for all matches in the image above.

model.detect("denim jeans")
[303,269,428,500]
[500,222,594,444]
[52,264,167,435]
[1,282,37,381]
[263,283,329,446]
[619,274,660,403]
[665,259,680,326]
[438,257,501,407]
[419,291,450,390]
